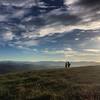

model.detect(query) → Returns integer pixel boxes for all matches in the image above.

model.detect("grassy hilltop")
[0,66,100,100]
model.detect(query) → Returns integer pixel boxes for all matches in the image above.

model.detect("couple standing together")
[65,61,71,68]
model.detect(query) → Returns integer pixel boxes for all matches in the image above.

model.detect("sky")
[0,0,100,62]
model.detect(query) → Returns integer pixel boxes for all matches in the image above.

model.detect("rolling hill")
[0,65,100,100]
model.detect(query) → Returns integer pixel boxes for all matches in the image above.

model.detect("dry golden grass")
[0,66,100,100]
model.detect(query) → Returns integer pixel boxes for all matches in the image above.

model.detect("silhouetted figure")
[65,61,71,69]
[67,61,71,68]
[65,62,68,69]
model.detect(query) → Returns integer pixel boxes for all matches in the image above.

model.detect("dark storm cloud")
[77,0,100,7]
[0,0,80,39]
[0,0,100,50]
[44,8,81,26]
[65,0,100,24]
[76,0,100,14]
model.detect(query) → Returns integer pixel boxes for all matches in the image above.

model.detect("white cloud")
[0,0,35,7]
[84,49,100,53]
[80,36,100,49]
[65,48,73,51]
[2,31,14,41]
[37,25,74,37]
[14,40,39,47]
[97,37,100,40]
[75,38,79,41]
[12,10,25,18]
[36,19,100,37]
[65,0,78,5]
[64,48,100,62]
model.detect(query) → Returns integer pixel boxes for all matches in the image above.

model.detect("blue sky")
[0,0,100,62]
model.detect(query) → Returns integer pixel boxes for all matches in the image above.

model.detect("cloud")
[0,1,79,47]
[64,48,100,62]
[0,0,100,42]
[0,15,8,22]
[1,31,14,41]
[65,0,100,25]
[0,0,99,62]
[80,36,100,50]
[84,49,100,53]
[12,10,26,18]
[43,8,81,26]
[12,39,39,48]
[77,0,100,7]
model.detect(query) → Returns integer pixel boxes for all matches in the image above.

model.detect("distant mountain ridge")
[35,61,100,67]
[0,61,100,74]
[0,61,46,74]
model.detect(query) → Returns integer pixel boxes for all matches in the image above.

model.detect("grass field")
[0,66,100,100]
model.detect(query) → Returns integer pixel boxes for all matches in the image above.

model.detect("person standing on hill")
[65,61,71,69]
[67,61,71,68]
